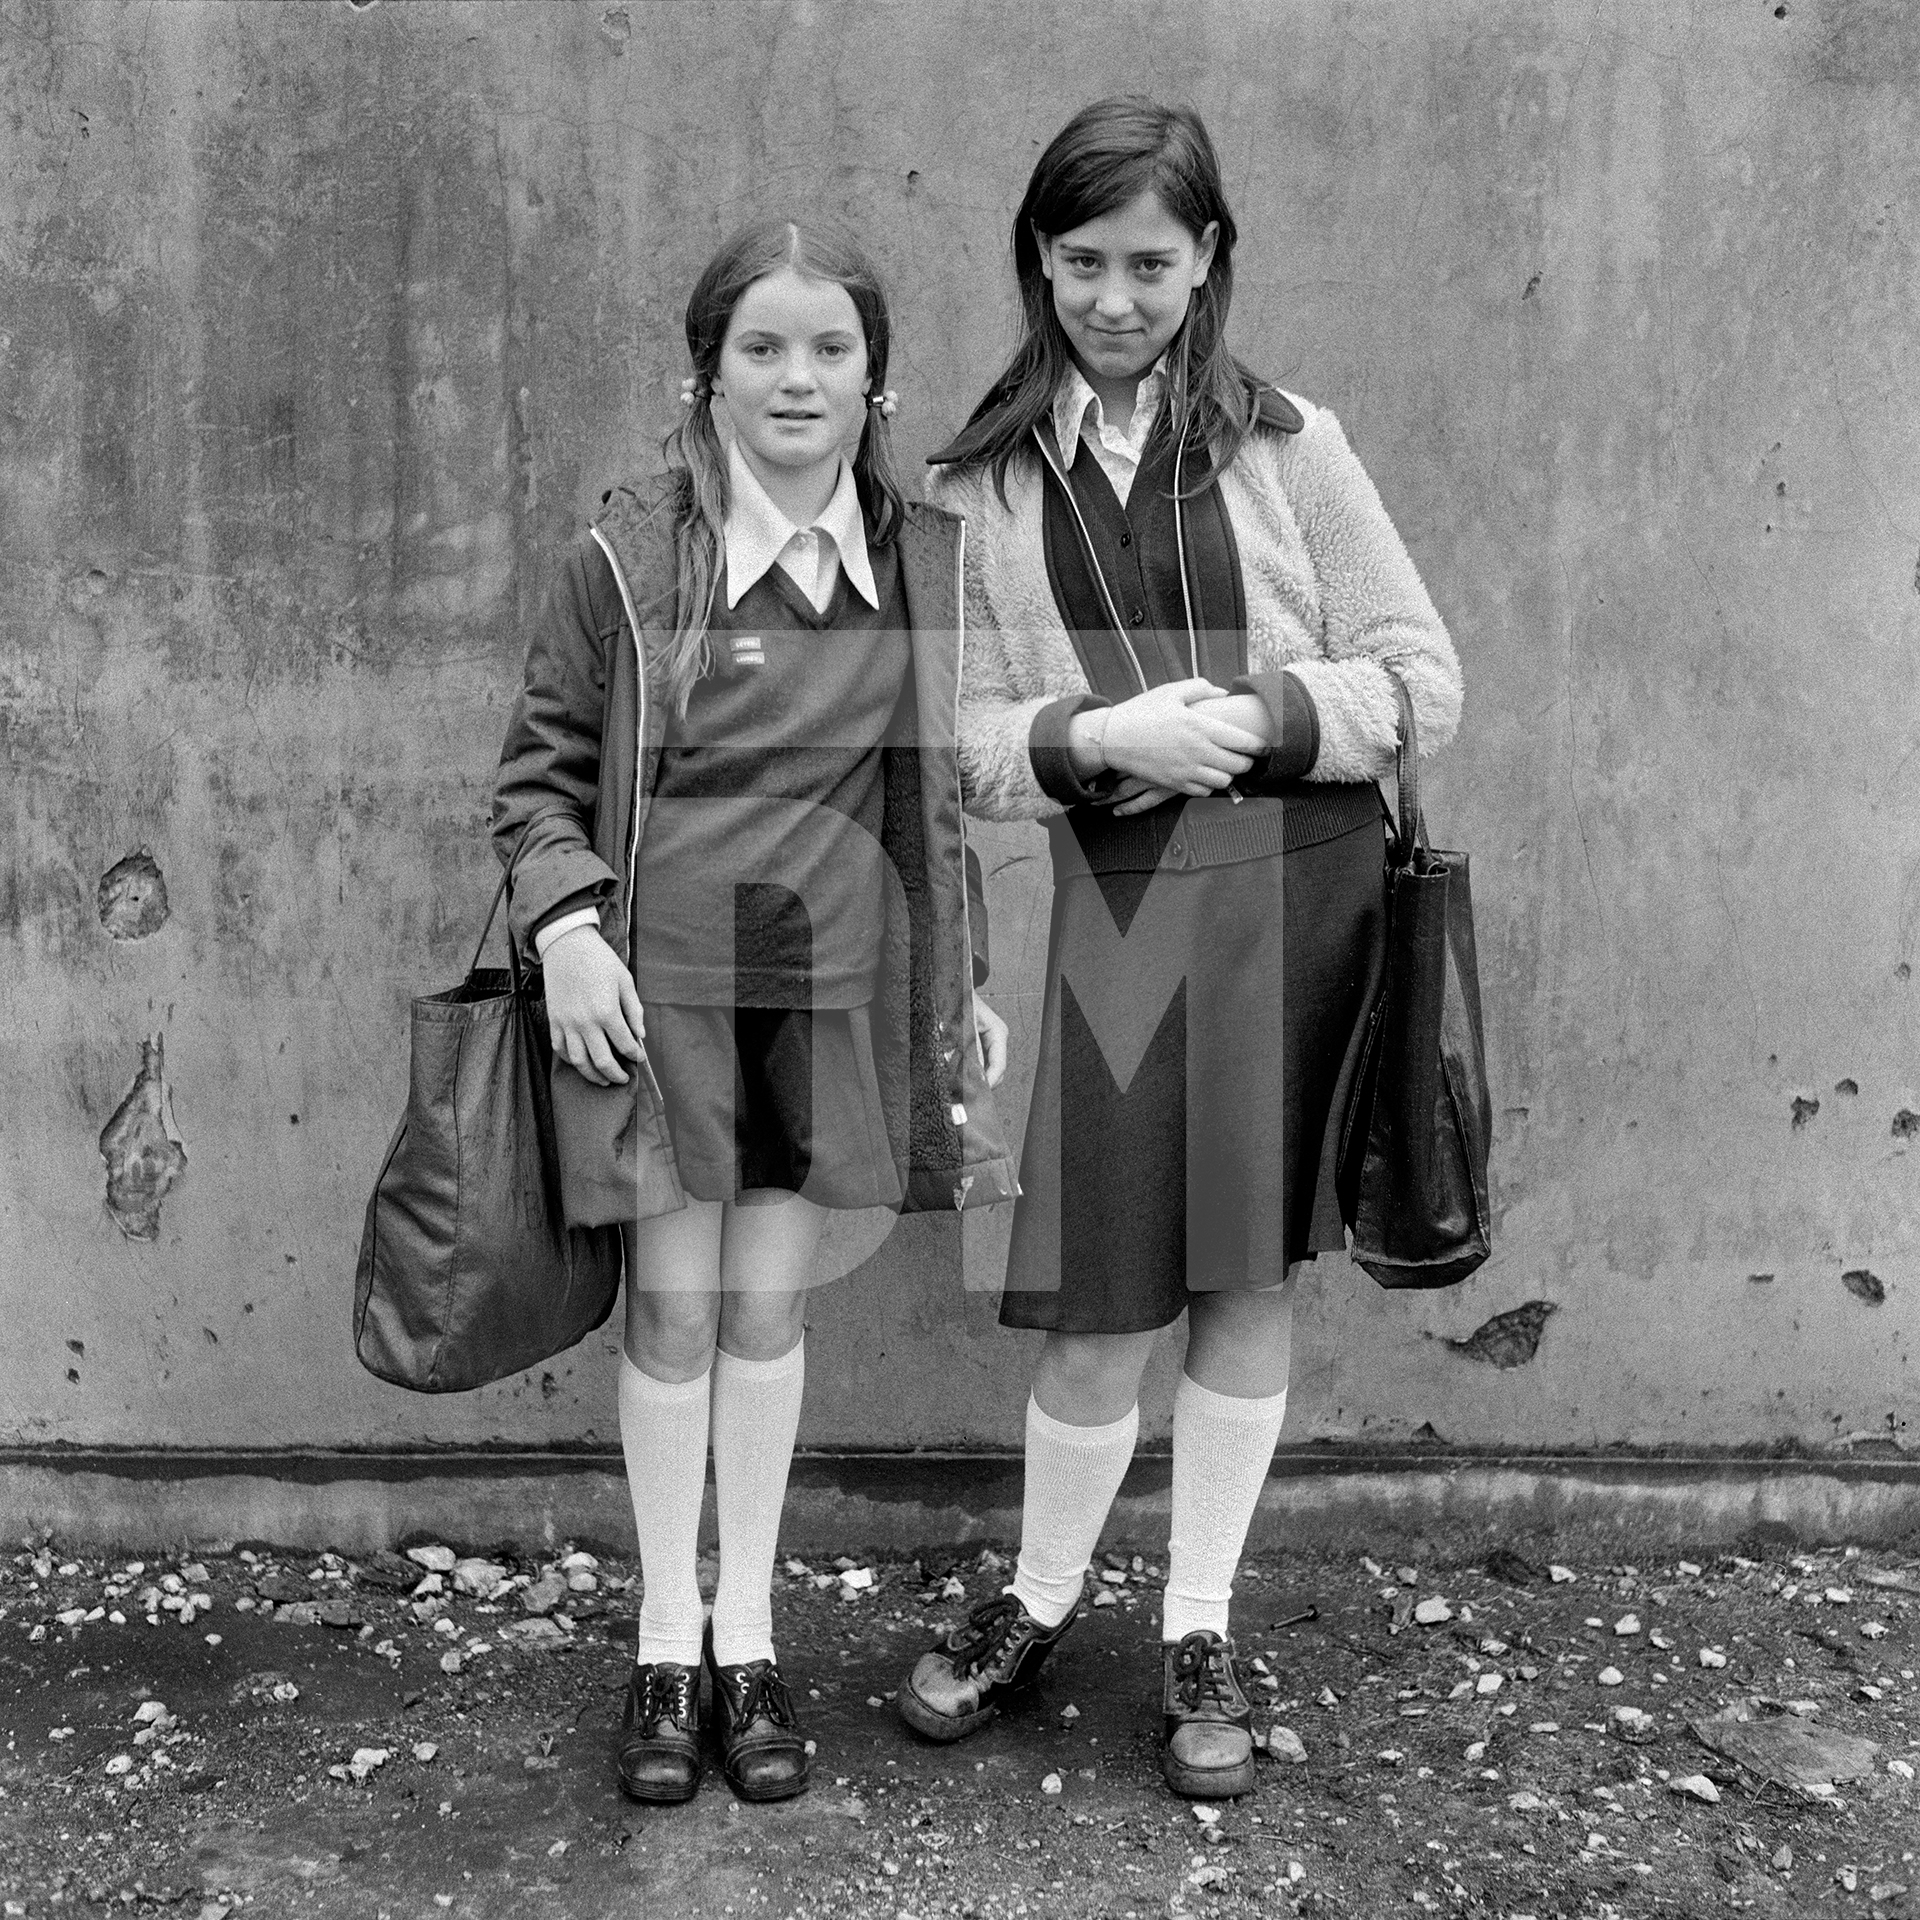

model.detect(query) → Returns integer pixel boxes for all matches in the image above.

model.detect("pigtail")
[658,384,729,718]
[856,392,907,547]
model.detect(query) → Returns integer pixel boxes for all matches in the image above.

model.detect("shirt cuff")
[532,904,602,959]
[1231,669,1320,783]
[1027,692,1117,807]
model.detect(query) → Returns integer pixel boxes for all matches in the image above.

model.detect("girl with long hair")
[897,98,1462,1799]
[494,216,1014,1807]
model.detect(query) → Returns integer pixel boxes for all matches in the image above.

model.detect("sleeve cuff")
[1232,669,1320,784]
[1026,692,1117,807]
[532,901,602,959]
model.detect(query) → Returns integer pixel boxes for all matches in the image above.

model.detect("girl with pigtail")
[493,217,1015,1807]
[897,99,1462,1800]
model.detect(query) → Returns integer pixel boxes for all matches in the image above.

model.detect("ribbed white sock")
[708,1340,806,1668]
[618,1355,711,1669]
[1011,1396,1140,1629]
[1163,1373,1289,1643]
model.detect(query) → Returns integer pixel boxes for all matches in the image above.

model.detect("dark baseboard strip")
[2,1447,1916,1556]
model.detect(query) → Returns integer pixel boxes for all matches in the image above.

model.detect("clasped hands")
[1066,679,1272,818]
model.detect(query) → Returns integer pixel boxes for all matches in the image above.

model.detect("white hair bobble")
[870,389,899,419]
[679,374,711,407]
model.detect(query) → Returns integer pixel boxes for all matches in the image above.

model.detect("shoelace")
[948,1594,1030,1680]
[1168,1632,1241,1716]
[726,1663,797,1729]
[637,1665,695,1732]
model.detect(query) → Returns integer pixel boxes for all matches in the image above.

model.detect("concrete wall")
[4,0,1917,1460]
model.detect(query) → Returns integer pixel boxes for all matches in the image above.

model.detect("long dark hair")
[933,97,1259,501]
[658,217,906,715]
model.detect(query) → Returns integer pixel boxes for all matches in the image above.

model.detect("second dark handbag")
[1339,676,1493,1289]
[352,844,625,1391]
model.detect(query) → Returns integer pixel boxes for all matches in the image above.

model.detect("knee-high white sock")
[619,1355,711,1669]
[1011,1396,1140,1629]
[708,1340,806,1668]
[1163,1373,1289,1643]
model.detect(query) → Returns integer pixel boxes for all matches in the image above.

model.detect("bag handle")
[467,824,549,987]
[1387,672,1428,868]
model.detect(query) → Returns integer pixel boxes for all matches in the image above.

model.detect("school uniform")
[496,447,1016,1230]
[495,441,1016,1796]
[930,371,1462,1331]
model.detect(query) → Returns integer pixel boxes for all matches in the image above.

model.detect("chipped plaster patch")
[98,1034,187,1239]
[96,850,169,940]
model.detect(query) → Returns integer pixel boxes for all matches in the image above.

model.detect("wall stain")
[1441,1300,1558,1369]
[98,1034,188,1240]
[1892,1110,1920,1139]
[1841,1268,1886,1306]
[96,850,169,940]
[1790,1095,1820,1130]
[1747,1272,1776,1284]
[1834,1077,1858,1097]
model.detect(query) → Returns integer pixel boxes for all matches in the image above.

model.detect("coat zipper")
[950,516,982,1138]
[588,522,666,1110]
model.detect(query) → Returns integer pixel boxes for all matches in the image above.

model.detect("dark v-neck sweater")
[630,546,912,1008]
[1033,424,1370,872]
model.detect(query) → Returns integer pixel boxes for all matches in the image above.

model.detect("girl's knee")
[1185,1286,1295,1396]
[1033,1331,1154,1425]
[624,1289,721,1379]
[717,1290,807,1364]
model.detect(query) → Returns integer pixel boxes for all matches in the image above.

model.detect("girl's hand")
[541,926,646,1087]
[1188,692,1275,749]
[1099,679,1266,795]
[1108,775,1182,817]
[971,990,1009,1089]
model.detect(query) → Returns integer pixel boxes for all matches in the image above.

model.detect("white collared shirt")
[1051,355,1168,508]
[724,442,878,615]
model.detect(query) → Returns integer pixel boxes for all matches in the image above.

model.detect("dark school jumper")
[994,393,1389,1334]
[631,548,913,1207]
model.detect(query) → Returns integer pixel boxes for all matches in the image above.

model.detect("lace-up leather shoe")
[1161,1629,1255,1798]
[617,1661,702,1803]
[705,1637,810,1802]
[898,1593,1077,1741]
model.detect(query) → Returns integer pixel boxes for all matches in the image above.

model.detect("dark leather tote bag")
[353,845,624,1391]
[1340,676,1494,1289]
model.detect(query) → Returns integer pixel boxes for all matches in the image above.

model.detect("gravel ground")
[1,1526,1917,1918]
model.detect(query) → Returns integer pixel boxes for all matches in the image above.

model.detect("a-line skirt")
[641,1001,904,1217]
[999,811,1388,1334]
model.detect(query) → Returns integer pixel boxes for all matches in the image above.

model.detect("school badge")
[730,633,767,669]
